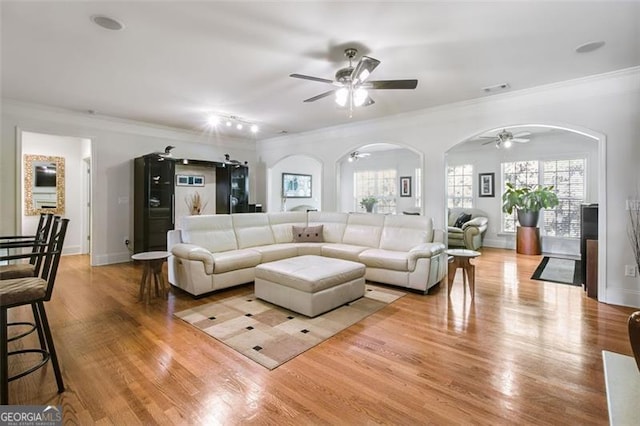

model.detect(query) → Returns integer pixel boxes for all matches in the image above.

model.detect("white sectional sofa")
[167,211,447,297]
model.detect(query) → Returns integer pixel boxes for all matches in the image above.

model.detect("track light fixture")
[207,114,259,134]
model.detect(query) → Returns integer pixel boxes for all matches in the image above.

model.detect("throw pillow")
[453,213,472,228]
[292,225,324,243]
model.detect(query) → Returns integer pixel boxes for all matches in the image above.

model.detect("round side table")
[131,251,170,304]
[446,249,481,297]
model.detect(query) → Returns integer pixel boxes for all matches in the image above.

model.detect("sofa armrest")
[171,243,215,274]
[433,228,445,243]
[167,229,183,252]
[408,242,446,270]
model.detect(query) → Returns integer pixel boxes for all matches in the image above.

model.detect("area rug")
[174,284,405,370]
[531,256,582,286]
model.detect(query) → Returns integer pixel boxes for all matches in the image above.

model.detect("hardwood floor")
[5,248,636,424]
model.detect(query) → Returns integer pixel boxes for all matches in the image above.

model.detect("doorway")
[337,143,422,214]
[445,124,606,300]
[18,130,93,258]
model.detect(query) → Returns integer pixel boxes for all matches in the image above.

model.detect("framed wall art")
[400,176,412,197]
[282,173,312,198]
[479,172,495,197]
[176,174,205,187]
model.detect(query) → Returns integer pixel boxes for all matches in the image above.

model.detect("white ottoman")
[255,255,366,317]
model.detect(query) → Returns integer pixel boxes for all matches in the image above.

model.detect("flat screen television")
[34,164,57,187]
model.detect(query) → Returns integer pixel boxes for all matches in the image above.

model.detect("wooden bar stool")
[0,217,69,405]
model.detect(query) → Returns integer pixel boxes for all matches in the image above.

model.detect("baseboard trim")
[92,252,131,266]
[602,286,640,308]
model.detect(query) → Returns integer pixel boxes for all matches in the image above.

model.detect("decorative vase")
[629,311,640,372]
[517,210,540,227]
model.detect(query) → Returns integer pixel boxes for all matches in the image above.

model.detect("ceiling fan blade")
[290,73,334,84]
[512,138,530,143]
[303,90,335,103]
[368,79,418,90]
[362,96,375,107]
[481,139,496,145]
[513,131,532,138]
[351,56,380,84]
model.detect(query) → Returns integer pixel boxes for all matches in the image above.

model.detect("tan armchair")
[447,207,489,250]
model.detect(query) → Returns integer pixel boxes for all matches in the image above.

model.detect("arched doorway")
[336,143,423,214]
[445,124,606,300]
[267,154,322,212]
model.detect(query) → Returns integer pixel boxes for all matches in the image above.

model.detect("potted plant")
[360,196,378,213]
[502,182,559,227]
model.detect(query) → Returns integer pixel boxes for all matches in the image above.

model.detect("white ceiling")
[2,1,639,139]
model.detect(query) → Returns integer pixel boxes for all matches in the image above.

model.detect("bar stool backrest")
[30,214,56,274]
[40,217,69,302]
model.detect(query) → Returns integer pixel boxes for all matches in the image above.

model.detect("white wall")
[257,68,640,308]
[21,131,88,255]
[1,101,257,266]
[447,130,599,255]
[268,155,322,212]
[174,163,217,226]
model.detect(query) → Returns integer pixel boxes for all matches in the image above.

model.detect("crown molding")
[1,98,257,150]
[259,66,640,145]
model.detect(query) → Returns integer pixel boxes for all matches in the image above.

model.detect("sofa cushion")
[453,212,472,228]
[181,215,237,253]
[321,244,368,262]
[447,226,464,234]
[294,243,324,256]
[342,214,384,248]
[252,244,299,263]
[379,215,432,252]
[268,212,308,243]
[292,225,324,243]
[232,213,275,249]
[255,255,365,294]
[308,211,348,243]
[211,249,262,274]
[358,249,409,271]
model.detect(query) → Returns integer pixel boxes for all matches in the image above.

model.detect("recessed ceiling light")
[91,15,124,31]
[575,40,605,53]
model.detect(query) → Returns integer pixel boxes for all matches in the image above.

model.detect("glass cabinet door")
[148,159,174,218]
[230,167,248,213]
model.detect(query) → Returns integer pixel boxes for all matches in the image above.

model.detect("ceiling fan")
[290,48,418,115]
[481,130,531,149]
[348,151,371,162]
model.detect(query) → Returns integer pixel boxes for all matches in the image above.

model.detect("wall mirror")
[24,154,65,215]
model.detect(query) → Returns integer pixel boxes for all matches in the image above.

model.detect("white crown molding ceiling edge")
[1,98,256,150]
[258,66,640,145]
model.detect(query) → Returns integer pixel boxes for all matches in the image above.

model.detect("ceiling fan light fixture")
[353,88,368,107]
[335,88,349,107]
[226,120,232,127]
[236,123,243,130]
[503,139,513,148]
[250,124,259,133]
